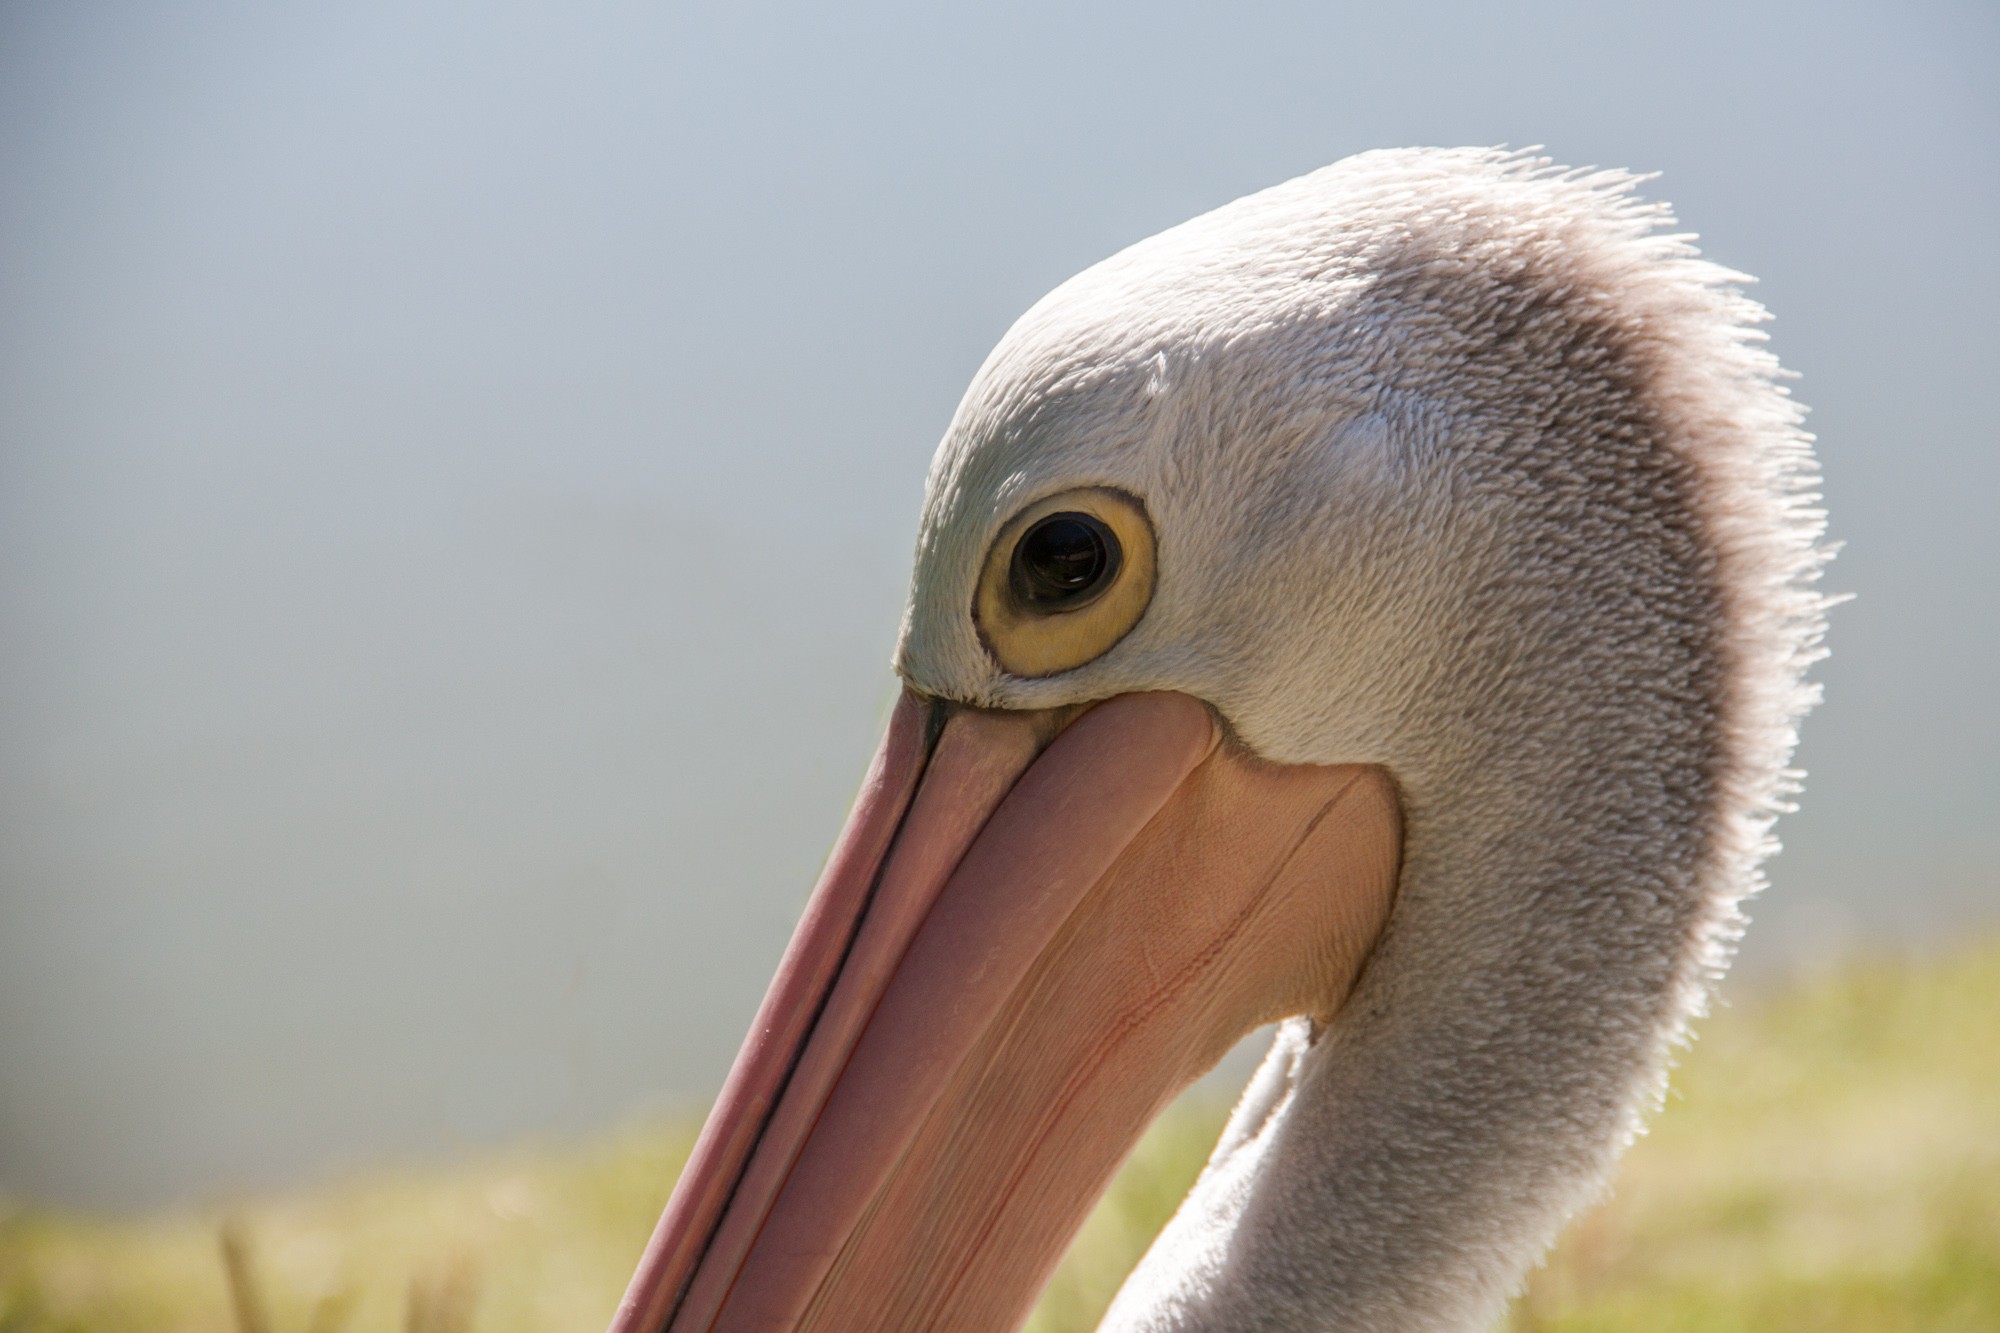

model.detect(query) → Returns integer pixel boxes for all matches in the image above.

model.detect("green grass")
[5,937,1997,1332]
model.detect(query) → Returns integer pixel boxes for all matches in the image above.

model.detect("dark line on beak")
[658,699,948,1332]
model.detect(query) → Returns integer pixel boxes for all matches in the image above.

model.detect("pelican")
[611,146,1829,1332]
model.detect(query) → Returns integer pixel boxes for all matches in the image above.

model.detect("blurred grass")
[4,936,1996,1332]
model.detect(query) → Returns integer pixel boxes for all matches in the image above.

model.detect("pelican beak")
[612,689,1401,1333]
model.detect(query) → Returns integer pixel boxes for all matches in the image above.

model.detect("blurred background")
[2,1,1996,1328]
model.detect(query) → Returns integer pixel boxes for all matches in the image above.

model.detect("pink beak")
[612,689,1401,1332]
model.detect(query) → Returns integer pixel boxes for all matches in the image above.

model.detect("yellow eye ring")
[974,488,1156,678]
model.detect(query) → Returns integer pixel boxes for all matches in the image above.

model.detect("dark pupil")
[1012,513,1119,607]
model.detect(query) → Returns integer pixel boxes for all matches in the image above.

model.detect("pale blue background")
[3,0,1995,1206]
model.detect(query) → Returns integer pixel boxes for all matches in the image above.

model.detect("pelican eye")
[1010,513,1121,609]
[974,487,1156,678]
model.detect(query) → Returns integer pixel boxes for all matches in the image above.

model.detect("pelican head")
[615,146,1829,1332]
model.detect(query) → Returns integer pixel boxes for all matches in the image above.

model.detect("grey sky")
[2,0,1994,1207]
